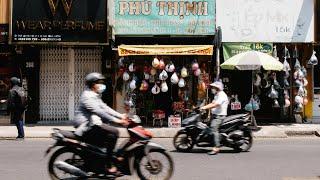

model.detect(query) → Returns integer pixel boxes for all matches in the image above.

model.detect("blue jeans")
[15,120,25,138]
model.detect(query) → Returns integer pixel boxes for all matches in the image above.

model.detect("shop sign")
[223,43,273,60]
[113,0,215,35]
[217,0,314,42]
[231,102,241,110]
[168,115,181,128]
[118,45,214,56]
[10,0,107,44]
[0,24,8,43]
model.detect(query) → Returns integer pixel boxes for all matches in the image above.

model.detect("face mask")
[211,89,217,94]
[97,84,106,94]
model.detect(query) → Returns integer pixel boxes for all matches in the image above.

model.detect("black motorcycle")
[173,110,253,152]
[45,116,174,180]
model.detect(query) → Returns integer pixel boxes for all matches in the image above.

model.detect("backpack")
[14,87,28,110]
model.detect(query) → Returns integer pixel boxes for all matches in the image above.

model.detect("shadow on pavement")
[170,148,243,154]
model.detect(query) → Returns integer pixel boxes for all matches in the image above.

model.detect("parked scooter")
[45,116,174,180]
[173,108,253,152]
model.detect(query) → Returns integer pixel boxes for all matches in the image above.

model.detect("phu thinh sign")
[114,0,215,35]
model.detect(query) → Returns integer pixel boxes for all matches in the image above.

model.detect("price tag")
[231,102,241,110]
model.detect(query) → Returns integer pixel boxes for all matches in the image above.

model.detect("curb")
[0,127,319,139]
[285,130,320,137]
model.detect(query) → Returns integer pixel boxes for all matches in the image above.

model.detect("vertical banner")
[114,0,215,35]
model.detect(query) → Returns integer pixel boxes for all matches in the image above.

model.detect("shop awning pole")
[216,47,220,80]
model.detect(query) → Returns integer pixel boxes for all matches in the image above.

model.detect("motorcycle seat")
[59,130,78,140]
[222,114,248,123]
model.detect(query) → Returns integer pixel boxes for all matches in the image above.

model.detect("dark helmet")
[10,77,20,85]
[85,72,105,87]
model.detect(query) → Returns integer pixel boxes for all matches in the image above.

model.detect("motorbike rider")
[200,81,229,155]
[73,72,128,174]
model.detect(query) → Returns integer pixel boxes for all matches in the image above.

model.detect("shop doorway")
[0,56,21,125]
[39,47,102,123]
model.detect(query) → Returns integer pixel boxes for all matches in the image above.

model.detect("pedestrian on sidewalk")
[7,77,27,140]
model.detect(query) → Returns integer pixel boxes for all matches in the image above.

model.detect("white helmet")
[210,81,223,91]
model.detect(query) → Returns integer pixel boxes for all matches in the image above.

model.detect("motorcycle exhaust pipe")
[54,161,88,177]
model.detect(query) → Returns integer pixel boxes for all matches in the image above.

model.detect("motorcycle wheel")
[173,132,194,152]
[136,150,174,180]
[48,147,85,180]
[233,131,253,152]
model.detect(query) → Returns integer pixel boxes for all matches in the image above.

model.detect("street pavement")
[0,138,320,180]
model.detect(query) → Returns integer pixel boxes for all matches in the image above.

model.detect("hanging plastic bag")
[308,50,318,65]
[285,99,291,107]
[129,63,135,72]
[268,85,278,99]
[170,72,179,84]
[129,79,137,90]
[303,98,308,105]
[295,79,302,87]
[123,72,130,81]
[260,72,270,88]
[139,80,149,91]
[245,99,259,111]
[254,74,261,86]
[144,72,150,80]
[285,46,291,58]
[151,84,160,94]
[244,103,253,112]
[294,69,304,79]
[284,70,290,79]
[284,79,290,88]
[295,95,303,104]
[272,45,278,58]
[192,61,199,71]
[273,99,280,108]
[149,75,155,83]
[303,78,308,86]
[273,77,280,90]
[165,62,175,72]
[178,78,186,88]
[294,103,303,112]
[159,70,168,81]
[194,68,201,76]
[298,69,304,79]
[152,57,160,68]
[283,57,291,72]
[301,66,307,77]
[150,68,157,76]
[118,57,125,67]
[181,67,188,78]
[161,81,168,92]
[294,58,301,70]
[284,89,289,97]
[159,59,165,70]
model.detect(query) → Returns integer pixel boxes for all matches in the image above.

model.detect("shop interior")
[114,55,213,127]
[221,44,313,123]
